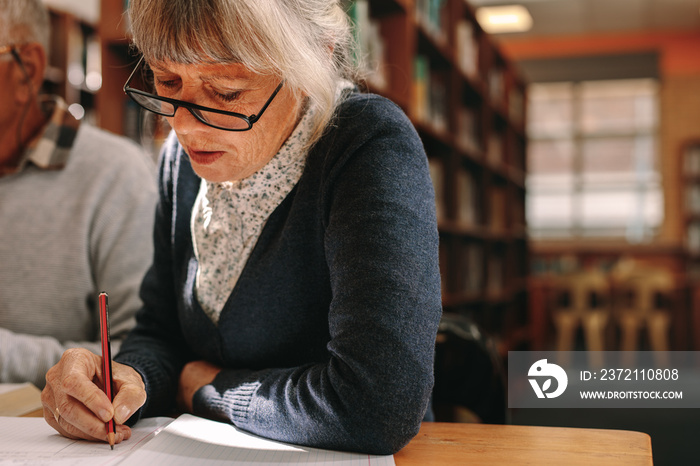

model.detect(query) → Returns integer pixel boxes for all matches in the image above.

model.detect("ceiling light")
[476,5,533,34]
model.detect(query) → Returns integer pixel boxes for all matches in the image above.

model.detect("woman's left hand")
[177,360,222,413]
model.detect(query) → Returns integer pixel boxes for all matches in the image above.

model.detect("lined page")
[0,416,172,466]
[124,414,396,466]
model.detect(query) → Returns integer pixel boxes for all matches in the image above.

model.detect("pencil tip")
[111,445,114,450]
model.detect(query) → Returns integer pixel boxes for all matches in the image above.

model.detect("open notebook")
[0,414,395,465]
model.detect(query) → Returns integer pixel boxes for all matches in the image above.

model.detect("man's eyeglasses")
[0,44,21,63]
[123,56,284,132]
[1,44,31,80]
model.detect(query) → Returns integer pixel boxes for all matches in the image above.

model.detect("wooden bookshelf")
[349,0,529,353]
[91,0,529,352]
[44,8,100,124]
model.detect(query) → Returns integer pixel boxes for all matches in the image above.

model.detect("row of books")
[488,66,505,109]
[456,107,482,154]
[346,0,388,90]
[430,160,512,233]
[455,19,479,79]
[415,0,449,41]
[45,9,101,115]
[429,161,480,226]
[429,158,446,221]
[413,55,448,132]
[455,244,509,296]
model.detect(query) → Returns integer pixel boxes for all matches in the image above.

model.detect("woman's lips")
[186,148,224,165]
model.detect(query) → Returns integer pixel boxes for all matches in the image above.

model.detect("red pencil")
[99,292,116,449]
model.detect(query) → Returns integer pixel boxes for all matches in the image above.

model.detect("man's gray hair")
[0,0,50,54]
[128,0,359,150]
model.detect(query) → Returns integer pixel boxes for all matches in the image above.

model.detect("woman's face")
[150,60,302,183]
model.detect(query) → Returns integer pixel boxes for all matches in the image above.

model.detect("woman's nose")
[168,106,202,135]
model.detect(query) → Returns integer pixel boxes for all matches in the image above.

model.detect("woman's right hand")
[41,348,147,444]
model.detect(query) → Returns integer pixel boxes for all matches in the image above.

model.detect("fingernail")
[116,405,132,424]
[99,409,112,423]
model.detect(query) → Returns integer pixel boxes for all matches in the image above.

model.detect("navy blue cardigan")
[116,92,442,455]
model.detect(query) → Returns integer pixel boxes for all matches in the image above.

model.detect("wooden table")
[394,422,653,465]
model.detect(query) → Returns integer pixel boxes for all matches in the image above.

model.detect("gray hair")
[128,0,359,149]
[0,0,50,55]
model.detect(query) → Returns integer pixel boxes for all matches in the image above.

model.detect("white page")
[125,414,395,466]
[0,416,173,466]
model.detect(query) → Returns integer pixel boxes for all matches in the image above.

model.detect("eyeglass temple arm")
[124,56,145,92]
[249,81,284,123]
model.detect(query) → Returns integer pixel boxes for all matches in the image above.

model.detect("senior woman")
[41,0,442,455]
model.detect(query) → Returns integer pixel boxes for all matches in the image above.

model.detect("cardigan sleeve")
[190,96,443,455]
[115,132,197,418]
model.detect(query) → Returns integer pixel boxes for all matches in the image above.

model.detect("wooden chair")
[612,266,673,361]
[551,270,610,366]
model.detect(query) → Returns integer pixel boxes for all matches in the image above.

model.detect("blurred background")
[40,0,700,464]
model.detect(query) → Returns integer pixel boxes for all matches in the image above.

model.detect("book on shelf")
[486,132,504,166]
[429,70,449,133]
[488,66,505,109]
[684,144,700,176]
[686,185,700,214]
[346,0,388,90]
[455,169,477,226]
[413,56,449,132]
[415,0,449,42]
[429,158,445,221]
[487,253,504,295]
[455,19,479,79]
[511,193,526,231]
[463,242,484,294]
[439,242,449,296]
[509,86,524,127]
[489,186,507,233]
[687,222,700,254]
[456,106,481,154]
[413,54,430,123]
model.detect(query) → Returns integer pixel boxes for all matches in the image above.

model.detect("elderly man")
[0,0,157,388]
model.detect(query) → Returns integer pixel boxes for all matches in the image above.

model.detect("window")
[526,78,662,241]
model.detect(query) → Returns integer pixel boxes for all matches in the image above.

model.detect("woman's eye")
[155,78,178,89]
[215,90,241,103]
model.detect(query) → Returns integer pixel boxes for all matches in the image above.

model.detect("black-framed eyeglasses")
[1,44,31,80]
[123,56,284,132]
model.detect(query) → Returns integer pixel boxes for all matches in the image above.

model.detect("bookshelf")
[44,8,101,124]
[348,0,529,353]
[91,0,529,352]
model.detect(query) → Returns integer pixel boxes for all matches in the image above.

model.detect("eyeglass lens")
[129,92,251,130]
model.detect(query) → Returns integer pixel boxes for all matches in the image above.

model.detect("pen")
[98,292,116,450]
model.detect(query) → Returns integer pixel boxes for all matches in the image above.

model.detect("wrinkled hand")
[41,348,147,445]
[177,360,222,413]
